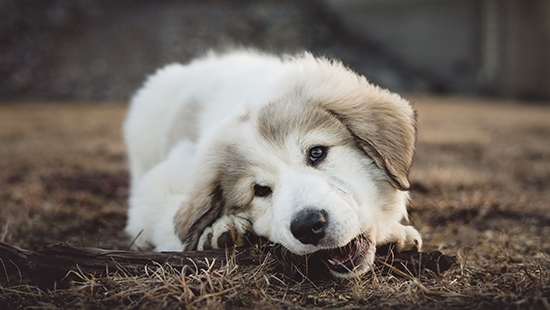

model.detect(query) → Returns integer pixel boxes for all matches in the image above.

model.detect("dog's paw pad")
[216,231,234,248]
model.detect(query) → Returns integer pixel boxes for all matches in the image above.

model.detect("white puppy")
[124,50,421,277]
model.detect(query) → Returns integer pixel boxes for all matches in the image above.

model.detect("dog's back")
[124,50,286,185]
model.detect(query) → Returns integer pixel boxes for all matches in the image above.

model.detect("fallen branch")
[0,241,456,289]
[0,242,242,289]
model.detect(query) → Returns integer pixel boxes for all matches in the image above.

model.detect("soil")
[0,97,549,309]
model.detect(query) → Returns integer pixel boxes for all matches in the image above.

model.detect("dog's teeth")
[328,256,351,266]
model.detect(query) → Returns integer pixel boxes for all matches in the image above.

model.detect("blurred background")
[1,0,549,103]
[1,3,550,307]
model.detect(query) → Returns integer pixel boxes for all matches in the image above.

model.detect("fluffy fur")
[124,50,421,277]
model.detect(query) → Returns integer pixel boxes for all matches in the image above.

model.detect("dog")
[124,49,422,278]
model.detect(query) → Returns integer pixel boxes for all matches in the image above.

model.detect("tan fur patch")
[278,55,417,189]
[175,144,254,250]
[256,99,351,146]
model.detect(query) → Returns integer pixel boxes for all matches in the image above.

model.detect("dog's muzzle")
[288,208,375,276]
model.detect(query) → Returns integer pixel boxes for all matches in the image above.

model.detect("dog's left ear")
[324,92,416,190]
[174,184,225,250]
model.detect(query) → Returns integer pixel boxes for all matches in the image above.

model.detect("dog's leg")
[393,225,422,252]
[197,214,252,250]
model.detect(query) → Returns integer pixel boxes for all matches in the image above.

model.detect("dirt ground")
[0,97,549,309]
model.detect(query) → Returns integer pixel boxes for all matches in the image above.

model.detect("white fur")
[125,51,289,250]
[124,50,421,268]
[125,140,195,250]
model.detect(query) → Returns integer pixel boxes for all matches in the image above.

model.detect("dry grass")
[1,97,550,309]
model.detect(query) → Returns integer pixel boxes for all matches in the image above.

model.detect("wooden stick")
[0,242,456,289]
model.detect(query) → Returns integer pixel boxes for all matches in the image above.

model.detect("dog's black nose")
[290,209,328,245]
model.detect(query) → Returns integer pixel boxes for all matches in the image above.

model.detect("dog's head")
[174,55,416,277]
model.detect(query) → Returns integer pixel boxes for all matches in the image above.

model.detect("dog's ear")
[323,93,416,190]
[174,184,225,250]
[173,142,250,250]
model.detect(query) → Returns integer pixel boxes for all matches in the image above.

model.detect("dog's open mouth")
[261,233,376,279]
[319,234,374,274]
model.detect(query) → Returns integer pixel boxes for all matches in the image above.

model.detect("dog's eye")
[254,184,272,197]
[308,146,327,165]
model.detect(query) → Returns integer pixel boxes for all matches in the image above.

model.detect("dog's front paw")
[197,215,252,250]
[395,225,422,252]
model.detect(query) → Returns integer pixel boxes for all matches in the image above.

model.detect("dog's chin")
[318,234,376,278]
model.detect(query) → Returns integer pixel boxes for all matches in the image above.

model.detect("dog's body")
[125,50,421,277]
